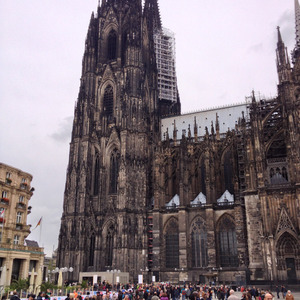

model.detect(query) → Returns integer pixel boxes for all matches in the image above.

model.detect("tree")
[9,278,29,291]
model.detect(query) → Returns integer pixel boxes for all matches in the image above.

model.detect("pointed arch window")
[103,85,114,122]
[218,217,238,267]
[109,150,119,194]
[223,151,234,194]
[172,156,179,196]
[105,224,114,267]
[267,134,289,185]
[191,217,208,267]
[122,31,128,65]
[165,218,179,268]
[201,157,206,195]
[89,233,95,266]
[107,31,117,60]
[94,155,100,195]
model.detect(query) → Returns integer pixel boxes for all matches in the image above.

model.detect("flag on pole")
[33,217,42,230]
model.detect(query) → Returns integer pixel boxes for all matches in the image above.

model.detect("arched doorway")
[276,232,299,284]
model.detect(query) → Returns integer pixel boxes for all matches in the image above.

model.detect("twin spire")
[144,0,162,32]
[295,0,300,49]
[275,0,300,82]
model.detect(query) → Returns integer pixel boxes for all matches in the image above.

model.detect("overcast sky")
[0,1,295,256]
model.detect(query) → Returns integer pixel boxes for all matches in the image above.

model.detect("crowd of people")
[8,283,296,300]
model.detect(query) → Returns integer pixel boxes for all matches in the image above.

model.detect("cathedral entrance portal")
[286,258,297,284]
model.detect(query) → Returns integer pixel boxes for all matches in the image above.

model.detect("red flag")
[33,217,42,230]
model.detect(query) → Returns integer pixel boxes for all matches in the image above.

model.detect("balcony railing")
[20,183,28,190]
[16,223,23,230]
[0,242,44,254]
[0,198,9,205]
[16,202,26,210]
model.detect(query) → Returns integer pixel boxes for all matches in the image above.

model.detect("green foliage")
[80,280,88,289]
[40,282,56,293]
[9,278,29,291]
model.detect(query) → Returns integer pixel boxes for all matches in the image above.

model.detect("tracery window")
[165,218,179,268]
[267,134,289,185]
[218,216,238,267]
[107,31,117,60]
[223,151,234,194]
[201,157,206,195]
[191,217,208,267]
[105,224,114,267]
[109,150,119,194]
[103,85,114,122]
[93,155,100,195]
[89,233,95,266]
[171,156,179,196]
[122,31,128,65]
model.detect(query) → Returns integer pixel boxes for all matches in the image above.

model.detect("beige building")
[0,163,44,286]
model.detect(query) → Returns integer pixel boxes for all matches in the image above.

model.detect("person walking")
[227,290,239,300]
[285,290,294,300]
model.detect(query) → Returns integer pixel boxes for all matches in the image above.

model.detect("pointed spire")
[295,0,300,48]
[276,26,291,84]
[277,26,283,44]
[144,0,162,32]
[194,116,198,141]
[215,113,220,141]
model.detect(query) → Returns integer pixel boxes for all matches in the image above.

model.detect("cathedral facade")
[57,0,300,285]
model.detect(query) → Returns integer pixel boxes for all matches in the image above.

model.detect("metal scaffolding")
[154,27,178,103]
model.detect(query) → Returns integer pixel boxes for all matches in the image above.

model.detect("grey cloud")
[50,116,73,142]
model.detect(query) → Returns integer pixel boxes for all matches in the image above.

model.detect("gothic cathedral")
[57,0,300,285]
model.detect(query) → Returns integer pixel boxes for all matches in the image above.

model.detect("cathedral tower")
[57,0,162,281]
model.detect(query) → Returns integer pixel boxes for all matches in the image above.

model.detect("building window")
[1,191,8,198]
[105,224,114,267]
[16,212,22,224]
[165,218,179,268]
[109,150,119,194]
[19,196,24,203]
[93,156,100,196]
[122,31,128,65]
[103,85,114,122]
[29,260,37,271]
[218,216,238,267]
[5,172,12,184]
[13,235,19,245]
[107,30,117,60]
[223,151,234,194]
[191,217,208,267]
[201,157,206,195]
[89,234,96,266]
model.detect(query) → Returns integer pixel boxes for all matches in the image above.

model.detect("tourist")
[227,290,239,300]
[151,292,159,300]
[285,290,294,300]
[281,286,287,299]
